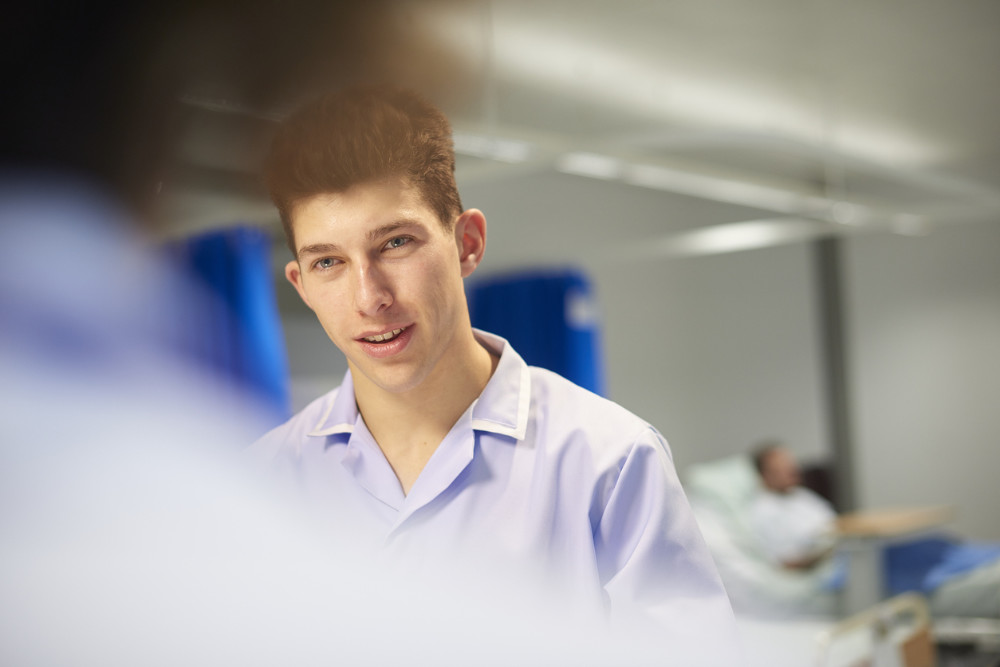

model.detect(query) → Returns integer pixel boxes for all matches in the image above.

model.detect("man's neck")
[352,331,499,493]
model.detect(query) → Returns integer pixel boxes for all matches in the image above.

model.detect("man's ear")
[284,259,314,310]
[454,208,487,278]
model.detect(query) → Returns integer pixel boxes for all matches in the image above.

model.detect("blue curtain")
[166,226,291,425]
[468,268,606,396]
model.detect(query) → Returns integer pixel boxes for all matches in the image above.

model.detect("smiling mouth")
[362,327,407,343]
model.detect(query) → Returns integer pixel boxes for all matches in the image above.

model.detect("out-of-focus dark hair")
[0,4,184,216]
[750,439,785,476]
[263,85,463,254]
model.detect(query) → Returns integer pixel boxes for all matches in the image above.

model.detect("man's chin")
[351,363,427,396]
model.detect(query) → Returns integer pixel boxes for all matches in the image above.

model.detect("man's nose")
[353,262,392,316]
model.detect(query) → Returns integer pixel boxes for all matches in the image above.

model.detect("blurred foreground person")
[0,185,340,665]
[253,85,741,662]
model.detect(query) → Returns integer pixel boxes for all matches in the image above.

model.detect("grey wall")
[584,244,828,473]
[846,220,1000,540]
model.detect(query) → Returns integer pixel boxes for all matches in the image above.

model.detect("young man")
[254,86,738,641]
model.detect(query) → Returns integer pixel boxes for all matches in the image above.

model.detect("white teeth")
[364,327,404,343]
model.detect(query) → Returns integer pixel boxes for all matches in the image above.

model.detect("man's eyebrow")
[296,243,341,261]
[367,220,422,242]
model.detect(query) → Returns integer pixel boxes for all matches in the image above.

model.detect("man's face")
[285,178,483,397]
[762,449,802,494]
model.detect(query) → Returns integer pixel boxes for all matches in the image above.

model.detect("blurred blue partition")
[468,268,606,396]
[167,226,291,424]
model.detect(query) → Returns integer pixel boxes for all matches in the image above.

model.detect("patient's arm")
[781,544,835,571]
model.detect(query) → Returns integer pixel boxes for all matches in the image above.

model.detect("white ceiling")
[161,0,1000,261]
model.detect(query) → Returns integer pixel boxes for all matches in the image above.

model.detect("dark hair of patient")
[263,85,463,254]
[750,439,785,477]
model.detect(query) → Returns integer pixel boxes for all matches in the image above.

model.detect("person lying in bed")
[750,442,837,571]
[748,441,1000,618]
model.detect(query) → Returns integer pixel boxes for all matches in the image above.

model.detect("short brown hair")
[263,85,463,253]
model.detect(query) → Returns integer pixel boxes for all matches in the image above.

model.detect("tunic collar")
[306,329,530,442]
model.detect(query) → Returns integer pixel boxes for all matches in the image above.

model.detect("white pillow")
[685,455,758,519]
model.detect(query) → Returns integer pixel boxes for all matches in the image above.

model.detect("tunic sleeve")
[593,427,743,663]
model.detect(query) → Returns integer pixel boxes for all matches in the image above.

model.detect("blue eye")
[385,236,410,250]
[315,258,338,269]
